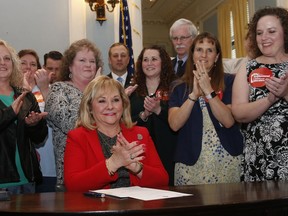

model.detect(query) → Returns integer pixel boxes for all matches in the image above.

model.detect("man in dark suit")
[169,18,198,77]
[107,43,133,88]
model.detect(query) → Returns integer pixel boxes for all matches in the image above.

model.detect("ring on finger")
[130,154,134,160]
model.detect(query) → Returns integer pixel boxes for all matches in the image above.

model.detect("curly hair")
[133,45,176,97]
[246,7,288,59]
[0,39,23,88]
[172,32,225,94]
[58,39,104,82]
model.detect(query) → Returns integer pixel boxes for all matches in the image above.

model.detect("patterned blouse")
[45,82,83,186]
[241,59,288,182]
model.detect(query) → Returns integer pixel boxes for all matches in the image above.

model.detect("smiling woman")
[64,76,168,192]
[168,32,243,186]
[0,40,48,194]
[45,39,103,192]
[232,7,288,183]
[129,45,177,186]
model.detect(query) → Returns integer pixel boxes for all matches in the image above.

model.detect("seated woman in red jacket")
[64,76,168,192]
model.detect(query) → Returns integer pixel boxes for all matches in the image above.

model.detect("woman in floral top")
[232,7,288,182]
[45,39,103,191]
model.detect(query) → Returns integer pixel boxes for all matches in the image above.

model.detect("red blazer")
[64,124,169,192]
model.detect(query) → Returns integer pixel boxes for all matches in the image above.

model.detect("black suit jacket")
[107,72,133,88]
[172,58,186,77]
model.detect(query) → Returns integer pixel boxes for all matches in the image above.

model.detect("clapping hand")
[266,73,288,101]
[34,69,50,90]
[25,111,48,126]
[12,92,27,114]
[144,95,161,115]
[109,132,145,173]
[23,71,33,92]
[193,61,213,96]
[125,84,138,96]
[95,67,102,78]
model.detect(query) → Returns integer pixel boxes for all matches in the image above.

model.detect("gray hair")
[169,18,198,38]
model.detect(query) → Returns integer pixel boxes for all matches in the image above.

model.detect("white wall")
[0,0,69,65]
[85,0,142,74]
[0,0,142,74]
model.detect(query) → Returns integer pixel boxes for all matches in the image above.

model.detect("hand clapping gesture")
[12,91,48,126]
[193,61,213,97]
[108,132,145,176]
[265,72,288,102]
[25,111,48,126]
[12,92,27,115]
[143,94,161,115]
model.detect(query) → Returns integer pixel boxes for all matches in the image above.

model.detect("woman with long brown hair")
[169,32,243,186]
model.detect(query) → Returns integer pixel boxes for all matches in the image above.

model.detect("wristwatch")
[206,91,217,100]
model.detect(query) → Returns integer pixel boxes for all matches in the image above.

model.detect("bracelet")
[206,91,217,100]
[133,162,143,175]
[188,95,197,102]
[139,111,148,122]
[105,159,115,176]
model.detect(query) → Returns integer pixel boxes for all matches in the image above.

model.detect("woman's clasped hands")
[192,61,213,97]
[108,132,146,176]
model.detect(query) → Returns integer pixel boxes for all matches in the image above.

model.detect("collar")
[177,54,188,63]
[111,71,128,82]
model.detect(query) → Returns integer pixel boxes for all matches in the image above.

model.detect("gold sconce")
[85,0,120,25]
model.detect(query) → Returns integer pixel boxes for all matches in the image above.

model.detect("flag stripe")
[119,0,134,75]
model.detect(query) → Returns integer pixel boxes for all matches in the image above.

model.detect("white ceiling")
[142,0,225,26]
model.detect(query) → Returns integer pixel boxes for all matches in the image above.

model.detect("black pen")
[83,191,105,198]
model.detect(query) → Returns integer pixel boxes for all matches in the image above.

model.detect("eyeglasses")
[171,35,192,42]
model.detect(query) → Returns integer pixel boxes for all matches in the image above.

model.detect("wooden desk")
[1,181,288,216]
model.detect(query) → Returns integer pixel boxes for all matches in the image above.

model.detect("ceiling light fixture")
[85,0,120,25]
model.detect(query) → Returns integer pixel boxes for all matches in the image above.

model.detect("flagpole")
[120,0,127,45]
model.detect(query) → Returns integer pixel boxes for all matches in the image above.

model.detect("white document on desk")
[90,186,193,201]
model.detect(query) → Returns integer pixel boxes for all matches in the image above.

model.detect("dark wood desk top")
[1,181,288,216]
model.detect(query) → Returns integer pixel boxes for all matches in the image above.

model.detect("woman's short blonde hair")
[75,75,134,130]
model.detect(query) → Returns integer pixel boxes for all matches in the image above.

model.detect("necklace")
[97,130,117,158]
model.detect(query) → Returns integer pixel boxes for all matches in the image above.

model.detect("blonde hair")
[75,76,134,130]
[0,39,23,87]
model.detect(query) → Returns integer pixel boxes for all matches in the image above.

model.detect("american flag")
[119,0,134,75]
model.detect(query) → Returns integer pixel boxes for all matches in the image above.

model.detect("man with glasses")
[169,18,198,77]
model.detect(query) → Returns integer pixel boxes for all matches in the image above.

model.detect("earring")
[69,73,72,79]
